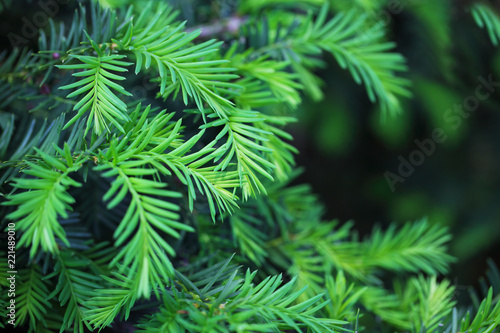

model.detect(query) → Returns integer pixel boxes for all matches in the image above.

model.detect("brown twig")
[186,15,248,39]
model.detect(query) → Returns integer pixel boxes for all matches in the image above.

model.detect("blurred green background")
[288,0,500,289]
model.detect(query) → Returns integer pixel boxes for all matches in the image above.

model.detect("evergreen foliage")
[0,0,500,332]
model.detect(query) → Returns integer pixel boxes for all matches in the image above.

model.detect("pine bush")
[1,0,500,332]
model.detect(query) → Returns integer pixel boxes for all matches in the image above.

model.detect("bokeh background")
[1,0,499,293]
[288,0,500,292]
